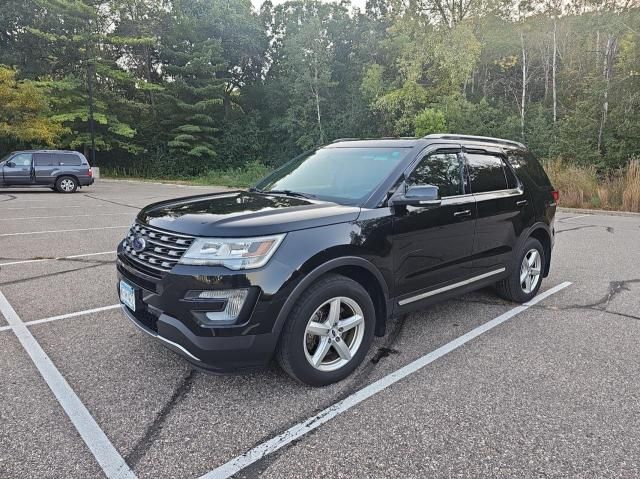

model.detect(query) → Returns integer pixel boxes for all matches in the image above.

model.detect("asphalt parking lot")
[1,180,639,479]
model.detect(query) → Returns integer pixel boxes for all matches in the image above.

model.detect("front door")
[392,149,477,306]
[2,153,33,185]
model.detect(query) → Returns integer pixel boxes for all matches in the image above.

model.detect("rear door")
[33,153,58,185]
[3,153,33,185]
[464,149,534,275]
[392,147,477,306]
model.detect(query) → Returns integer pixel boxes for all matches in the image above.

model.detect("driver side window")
[406,153,463,198]
[11,153,32,167]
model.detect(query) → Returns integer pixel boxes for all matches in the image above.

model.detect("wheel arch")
[273,256,391,340]
[525,223,552,278]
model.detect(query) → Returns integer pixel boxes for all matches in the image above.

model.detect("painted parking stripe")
[0,291,136,479]
[0,250,116,267]
[199,281,572,479]
[0,213,132,221]
[0,304,120,332]
[0,225,129,237]
[4,205,110,211]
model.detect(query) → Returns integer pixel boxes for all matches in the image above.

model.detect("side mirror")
[391,185,441,208]
[6,161,15,167]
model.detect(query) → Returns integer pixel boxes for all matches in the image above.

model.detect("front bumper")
[116,244,295,372]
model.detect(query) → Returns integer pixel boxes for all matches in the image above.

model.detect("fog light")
[194,289,249,322]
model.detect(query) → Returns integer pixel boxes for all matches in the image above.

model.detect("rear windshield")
[505,149,552,188]
[34,153,83,166]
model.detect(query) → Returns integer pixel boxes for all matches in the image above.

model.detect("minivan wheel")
[495,237,545,303]
[55,176,78,193]
[276,274,375,386]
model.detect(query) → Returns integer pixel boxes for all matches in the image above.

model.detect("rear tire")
[276,274,375,387]
[55,176,78,193]
[496,237,545,303]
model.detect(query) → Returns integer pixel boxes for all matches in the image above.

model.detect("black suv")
[0,150,93,193]
[117,135,558,386]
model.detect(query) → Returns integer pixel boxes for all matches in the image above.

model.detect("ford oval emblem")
[132,236,146,252]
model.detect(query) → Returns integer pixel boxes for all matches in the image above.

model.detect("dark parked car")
[117,134,558,386]
[0,150,94,193]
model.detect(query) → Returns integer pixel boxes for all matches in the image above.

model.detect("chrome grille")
[123,222,195,276]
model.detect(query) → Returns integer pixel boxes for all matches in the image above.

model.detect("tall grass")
[544,158,640,212]
[103,160,272,188]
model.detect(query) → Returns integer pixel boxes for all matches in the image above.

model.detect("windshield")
[254,147,410,205]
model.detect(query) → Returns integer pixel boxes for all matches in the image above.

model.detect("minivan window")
[34,154,55,166]
[11,153,33,167]
[466,153,508,193]
[56,153,82,166]
[254,147,410,205]
[407,153,463,197]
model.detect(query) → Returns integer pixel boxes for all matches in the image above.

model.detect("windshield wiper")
[251,188,316,199]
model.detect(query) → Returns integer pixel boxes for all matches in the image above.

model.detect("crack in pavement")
[555,224,614,235]
[0,194,17,202]
[456,280,640,322]
[83,193,141,210]
[0,261,111,286]
[125,369,197,469]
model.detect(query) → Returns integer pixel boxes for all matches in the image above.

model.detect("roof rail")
[423,134,526,149]
[330,136,418,143]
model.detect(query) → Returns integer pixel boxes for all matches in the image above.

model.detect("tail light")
[88,168,93,177]
[552,190,559,203]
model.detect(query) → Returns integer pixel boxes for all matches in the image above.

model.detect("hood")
[138,191,361,237]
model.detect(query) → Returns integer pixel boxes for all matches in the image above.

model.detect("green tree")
[0,66,64,149]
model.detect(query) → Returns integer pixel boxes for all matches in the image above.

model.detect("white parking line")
[561,214,591,222]
[4,205,109,210]
[0,304,120,332]
[199,281,572,479]
[0,291,136,479]
[0,251,116,267]
[0,213,132,221]
[0,225,129,237]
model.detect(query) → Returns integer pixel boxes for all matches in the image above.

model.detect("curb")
[100,178,231,189]
[558,207,640,217]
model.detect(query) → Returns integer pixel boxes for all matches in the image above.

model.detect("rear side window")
[407,152,463,197]
[34,154,55,166]
[506,150,551,188]
[56,153,82,166]
[465,153,509,193]
[34,153,82,166]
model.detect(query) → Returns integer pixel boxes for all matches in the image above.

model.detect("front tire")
[55,176,78,193]
[276,274,375,386]
[496,237,545,303]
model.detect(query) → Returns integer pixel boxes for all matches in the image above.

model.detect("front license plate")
[119,280,136,312]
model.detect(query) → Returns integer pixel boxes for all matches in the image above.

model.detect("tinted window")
[35,154,55,166]
[407,153,462,197]
[504,164,519,189]
[506,150,551,188]
[255,147,409,205]
[11,153,32,167]
[466,153,508,193]
[56,153,82,166]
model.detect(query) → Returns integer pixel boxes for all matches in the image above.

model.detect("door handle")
[516,200,528,207]
[453,209,471,217]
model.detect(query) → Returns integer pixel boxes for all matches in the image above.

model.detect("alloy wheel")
[60,178,75,192]
[303,296,365,372]
[520,248,542,294]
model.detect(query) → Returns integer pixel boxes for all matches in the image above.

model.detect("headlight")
[178,234,286,270]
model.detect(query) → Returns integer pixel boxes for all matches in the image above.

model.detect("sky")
[251,0,368,11]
